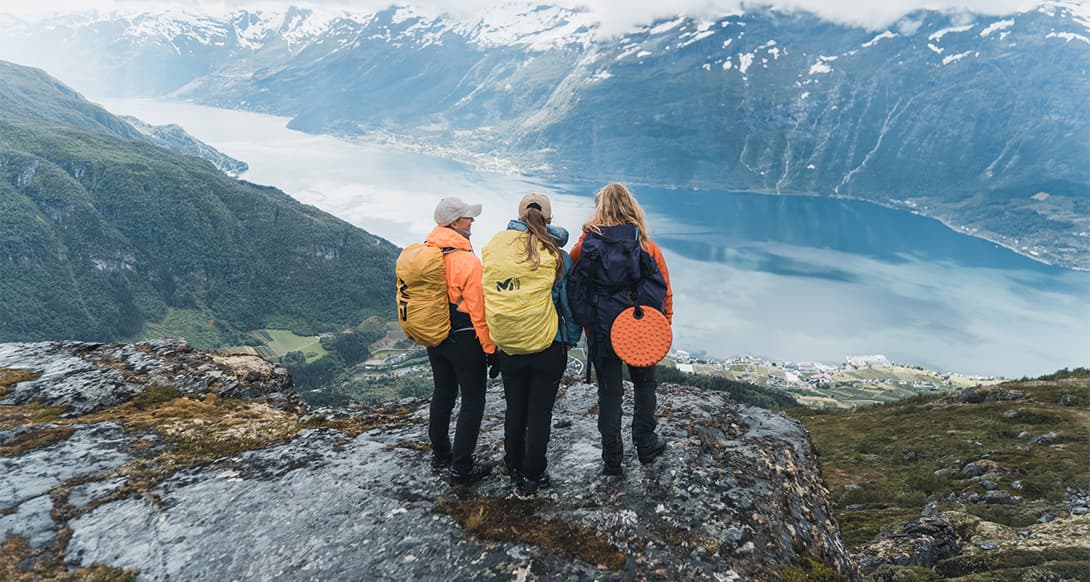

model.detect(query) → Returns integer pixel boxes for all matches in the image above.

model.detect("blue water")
[638,188,1066,275]
[99,98,1090,378]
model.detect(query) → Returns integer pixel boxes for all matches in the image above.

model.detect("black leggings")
[426,332,487,472]
[594,353,658,466]
[497,342,566,479]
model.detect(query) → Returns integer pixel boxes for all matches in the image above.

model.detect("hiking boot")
[431,452,452,470]
[637,435,667,465]
[499,459,522,484]
[517,473,551,497]
[602,463,624,476]
[450,461,495,485]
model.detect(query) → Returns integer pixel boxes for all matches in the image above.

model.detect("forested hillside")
[0,60,398,343]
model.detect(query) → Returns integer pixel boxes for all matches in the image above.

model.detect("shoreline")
[337,128,1087,273]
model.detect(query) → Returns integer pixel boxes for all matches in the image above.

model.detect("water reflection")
[96,98,1090,377]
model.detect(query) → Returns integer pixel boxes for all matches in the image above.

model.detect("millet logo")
[496,277,521,291]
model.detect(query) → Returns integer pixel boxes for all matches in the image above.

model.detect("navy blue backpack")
[567,224,668,371]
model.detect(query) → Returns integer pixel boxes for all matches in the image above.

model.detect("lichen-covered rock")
[0,340,295,414]
[854,516,961,572]
[0,341,856,580]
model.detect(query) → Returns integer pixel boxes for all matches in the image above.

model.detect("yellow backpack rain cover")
[482,230,558,355]
[395,243,451,347]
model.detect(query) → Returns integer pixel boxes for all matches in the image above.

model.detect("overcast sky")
[2,0,1062,31]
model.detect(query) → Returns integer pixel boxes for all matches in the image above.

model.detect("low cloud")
[7,0,1053,31]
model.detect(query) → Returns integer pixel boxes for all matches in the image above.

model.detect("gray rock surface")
[855,516,961,572]
[0,423,130,547]
[0,339,295,414]
[1,340,857,580]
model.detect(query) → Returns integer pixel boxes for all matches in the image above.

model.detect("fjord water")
[100,98,1089,378]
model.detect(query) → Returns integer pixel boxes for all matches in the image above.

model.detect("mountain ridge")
[2,3,1086,268]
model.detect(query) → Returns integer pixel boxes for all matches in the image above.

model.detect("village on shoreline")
[341,328,1003,409]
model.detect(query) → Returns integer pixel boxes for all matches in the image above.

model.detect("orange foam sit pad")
[610,306,673,367]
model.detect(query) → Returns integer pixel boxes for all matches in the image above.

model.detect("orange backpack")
[395,243,454,347]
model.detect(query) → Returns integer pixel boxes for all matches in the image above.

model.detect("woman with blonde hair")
[568,183,673,476]
[482,193,581,495]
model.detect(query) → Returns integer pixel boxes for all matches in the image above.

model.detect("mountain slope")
[121,115,248,176]
[0,60,399,343]
[2,4,1084,266]
[791,369,1090,579]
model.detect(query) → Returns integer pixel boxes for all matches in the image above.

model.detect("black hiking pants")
[594,352,658,467]
[427,331,487,473]
[498,341,566,479]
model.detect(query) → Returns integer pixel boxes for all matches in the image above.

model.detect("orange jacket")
[425,226,496,354]
[570,230,674,323]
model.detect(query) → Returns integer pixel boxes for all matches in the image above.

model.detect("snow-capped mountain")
[2,2,1088,267]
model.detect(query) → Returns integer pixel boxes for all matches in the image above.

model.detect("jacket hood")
[506,220,569,247]
[425,225,474,251]
[593,223,638,242]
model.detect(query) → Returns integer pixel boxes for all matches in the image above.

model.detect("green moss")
[437,497,627,571]
[935,548,1090,579]
[865,564,939,582]
[300,404,414,437]
[129,385,181,410]
[776,556,841,581]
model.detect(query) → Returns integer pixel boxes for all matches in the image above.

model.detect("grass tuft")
[0,368,40,399]
[0,535,138,581]
[777,556,842,581]
[0,425,75,457]
[437,497,627,571]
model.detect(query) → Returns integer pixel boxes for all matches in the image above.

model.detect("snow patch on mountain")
[862,30,897,47]
[456,5,601,49]
[942,50,973,64]
[648,17,686,35]
[1046,30,1090,43]
[980,18,1015,36]
[929,24,975,41]
[122,10,229,50]
[738,52,754,74]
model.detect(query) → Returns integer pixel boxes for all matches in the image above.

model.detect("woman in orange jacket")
[569,183,673,475]
[424,197,496,485]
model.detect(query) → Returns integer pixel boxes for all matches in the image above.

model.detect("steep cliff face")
[0,340,855,580]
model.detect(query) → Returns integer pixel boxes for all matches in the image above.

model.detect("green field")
[138,308,234,349]
[257,329,328,363]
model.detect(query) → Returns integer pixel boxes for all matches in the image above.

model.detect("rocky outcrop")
[854,516,961,571]
[0,340,296,415]
[122,115,249,176]
[1,340,856,581]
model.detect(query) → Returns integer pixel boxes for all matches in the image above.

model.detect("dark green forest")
[0,60,398,343]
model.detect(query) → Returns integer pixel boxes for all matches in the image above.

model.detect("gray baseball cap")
[434,197,482,226]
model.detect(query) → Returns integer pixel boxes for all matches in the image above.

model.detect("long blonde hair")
[583,183,650,246]
[521,206,564,283]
